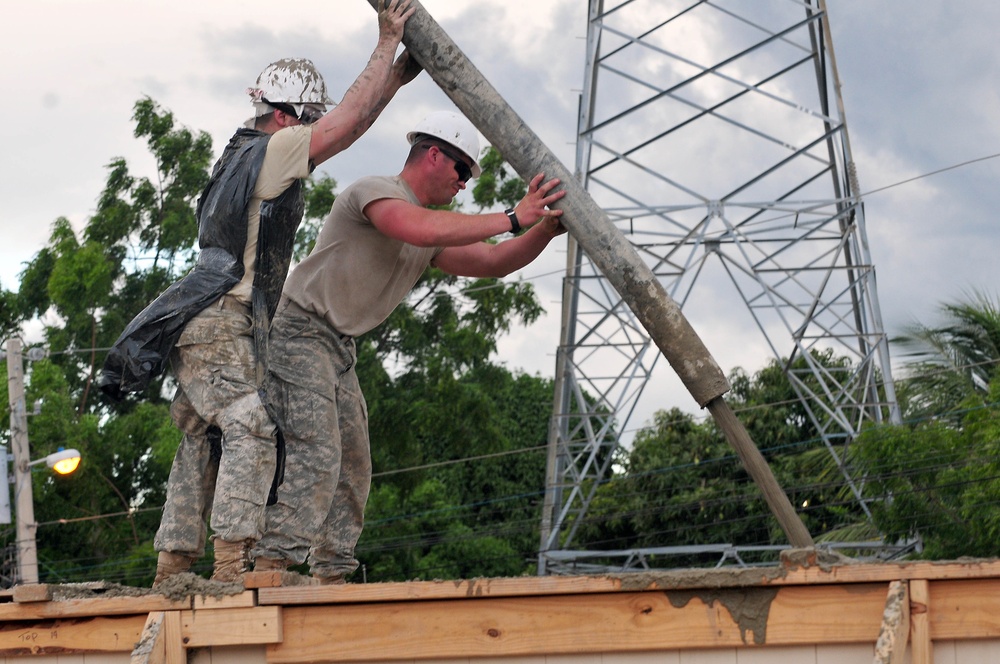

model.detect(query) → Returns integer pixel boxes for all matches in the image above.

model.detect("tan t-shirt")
[228,124,313,301]
[284,175,443,337]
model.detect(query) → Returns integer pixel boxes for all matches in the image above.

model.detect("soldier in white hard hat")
[98,0,420,585]
[251,110,566,583]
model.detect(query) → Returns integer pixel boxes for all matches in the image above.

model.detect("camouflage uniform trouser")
[154,296,277,556]
[252,298,371,579]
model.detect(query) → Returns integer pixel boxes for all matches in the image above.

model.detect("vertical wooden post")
[909,579,931,664]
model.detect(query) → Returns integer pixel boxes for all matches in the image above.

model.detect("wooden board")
[267,584,887,662]
[0,614,146,655]
[0,590,255,621]
[257,560,1000,607]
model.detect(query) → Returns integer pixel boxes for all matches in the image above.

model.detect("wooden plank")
[267,584,888,663]
[760,560,1000,587]
[752,584,886,645]
[257,561,1000,607]
[909,579,931,664]
[873,580,909,664]
[130,611,185,664]
[181,606,282,648]
[189,591,257,611]
[162,611,185,664]
[928,578,1000,640]
[0,595,184,621]
[12,584,53,603]
[0,590,256,621]
[257,575,623,606]
[0,614,146,655]
[131,612,166,664]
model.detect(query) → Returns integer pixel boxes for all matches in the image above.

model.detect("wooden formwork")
[1,559,999,663]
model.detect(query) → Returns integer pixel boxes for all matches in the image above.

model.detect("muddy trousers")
[252,298,371,579]
[154,303,278,558]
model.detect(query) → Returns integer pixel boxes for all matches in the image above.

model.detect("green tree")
[3,104,561,586]
[570,351,872,567]
[3,97,214,585]
[358,366,553,581]
[892,289,1000,421]
[850,377,1000,559]
[846,290,1000,559]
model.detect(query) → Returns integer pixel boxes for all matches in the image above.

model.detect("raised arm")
[309,0,416,166]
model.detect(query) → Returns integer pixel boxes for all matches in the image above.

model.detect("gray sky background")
[3,1,1000,434]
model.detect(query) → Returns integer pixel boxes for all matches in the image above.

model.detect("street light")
[3,338,83,585]
[28,448,82,476]
[3,448,82,515]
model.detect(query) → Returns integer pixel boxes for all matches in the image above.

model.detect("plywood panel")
[0,614,145,655]
[953,639,1000,664]
[269,584,887,663]
[929,579,1000,640]
[601,653,681,664]
[678,651,736,663]
[751,584,885,645]
[190,644,267,663]
[816,642,875,663]
[737,644,816,663]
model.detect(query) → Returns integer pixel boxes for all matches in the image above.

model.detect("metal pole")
[6,339,39,584]
[364,0,814,548]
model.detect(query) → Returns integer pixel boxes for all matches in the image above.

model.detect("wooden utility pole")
[6,338,39,584]
[368,0,816,549]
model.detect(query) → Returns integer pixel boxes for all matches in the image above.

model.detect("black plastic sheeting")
[96,249,242,402]
[97,128,271,402]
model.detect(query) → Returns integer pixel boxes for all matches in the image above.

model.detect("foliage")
[844,291,1000,559]
[570,351,874,567]
[471,147,526,210]
[1,100,559,586]
[294,174,338,261]
[849,377,1000,559]
[358,366,552,580]
[892,289,1000,421]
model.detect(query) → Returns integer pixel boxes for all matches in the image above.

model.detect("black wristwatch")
[505,208,521,235]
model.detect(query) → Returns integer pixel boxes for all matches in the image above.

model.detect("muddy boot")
[253,556,291,572]
[211,539,250,583]
[153,551,196,586]
[313,574,346,585]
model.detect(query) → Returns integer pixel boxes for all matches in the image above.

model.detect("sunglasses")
[428,144,474,183]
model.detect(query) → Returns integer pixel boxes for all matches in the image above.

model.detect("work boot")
[313,574,346,585]
[253,556,291,572]
[153,551,196,586]
[211,539,251,583]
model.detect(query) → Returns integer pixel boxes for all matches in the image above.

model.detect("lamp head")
[45,449,81,475]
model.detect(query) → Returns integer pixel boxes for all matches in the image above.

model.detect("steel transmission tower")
[538,0,902,575]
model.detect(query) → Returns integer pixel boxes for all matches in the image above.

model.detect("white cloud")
[5,0,1000,432]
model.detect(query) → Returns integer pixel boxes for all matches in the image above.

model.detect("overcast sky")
[4,1,1000,433]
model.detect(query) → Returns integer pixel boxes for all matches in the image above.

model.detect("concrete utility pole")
[6,338,39,584]
[365,0,814,549]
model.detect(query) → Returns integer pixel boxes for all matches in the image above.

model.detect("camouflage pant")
[252,298,371,578]
[154,297,277,556]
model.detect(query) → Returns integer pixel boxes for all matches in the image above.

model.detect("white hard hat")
[245,58,334,127]
[407,111,482,178]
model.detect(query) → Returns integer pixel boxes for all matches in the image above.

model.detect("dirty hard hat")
[245,58,334,126]
[407,111,483,178]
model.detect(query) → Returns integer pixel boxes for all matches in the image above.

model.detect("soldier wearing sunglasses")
[252,110,566,584]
